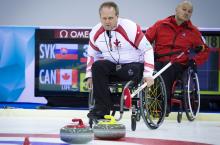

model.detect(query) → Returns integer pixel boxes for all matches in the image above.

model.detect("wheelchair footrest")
[171,98,182,106]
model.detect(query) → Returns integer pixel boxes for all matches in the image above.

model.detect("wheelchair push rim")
[184,68,200,121]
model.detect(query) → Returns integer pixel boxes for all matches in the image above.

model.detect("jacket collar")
[163,15,194,29]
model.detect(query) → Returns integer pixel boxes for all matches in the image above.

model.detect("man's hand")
[86,78,93,90]
[143,77,154,87]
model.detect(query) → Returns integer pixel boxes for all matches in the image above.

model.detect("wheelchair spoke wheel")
[140,75,167,129]
[184,68,200,121]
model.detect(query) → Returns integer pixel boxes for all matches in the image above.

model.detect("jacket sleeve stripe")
[93,26,105,42]
[144,62,154,69]
[89,40,101,52]
[86,56,94,75]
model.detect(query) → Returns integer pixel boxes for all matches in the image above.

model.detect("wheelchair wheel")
[140,74,167,129]
[183,67,200,121]
[177,111,182,123]
[131,114,137,131]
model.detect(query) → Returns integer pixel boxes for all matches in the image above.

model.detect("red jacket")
[145,15,210,65]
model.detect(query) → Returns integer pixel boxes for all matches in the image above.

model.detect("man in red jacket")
[145,0,210,116]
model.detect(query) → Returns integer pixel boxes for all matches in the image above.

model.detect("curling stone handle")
[72,118,84,126]
[104,115,116,124]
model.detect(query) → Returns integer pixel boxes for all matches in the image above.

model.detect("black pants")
[92,60,144,113]
[155,62,187,112]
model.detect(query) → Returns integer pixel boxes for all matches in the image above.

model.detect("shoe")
[87,108,109,120]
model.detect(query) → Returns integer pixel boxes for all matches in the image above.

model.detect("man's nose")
[106,19,111,23]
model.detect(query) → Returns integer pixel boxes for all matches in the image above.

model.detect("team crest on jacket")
[182,32,186,37]
[114,39,121,48]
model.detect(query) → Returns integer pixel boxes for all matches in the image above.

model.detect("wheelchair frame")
[88,73,167,131]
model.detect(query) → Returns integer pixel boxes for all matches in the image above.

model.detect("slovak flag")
[56,69,78,86]
[54,44,78,60]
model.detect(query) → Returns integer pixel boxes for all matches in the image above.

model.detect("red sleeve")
[145,21,160,44]
[191,28,210,65]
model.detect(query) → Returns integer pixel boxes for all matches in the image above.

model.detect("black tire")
[131,114,136,131]
[140,74,167,129]
[177,111,182,123]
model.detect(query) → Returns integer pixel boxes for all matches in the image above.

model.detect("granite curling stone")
[93,115,126,140]
[60,118,93,144]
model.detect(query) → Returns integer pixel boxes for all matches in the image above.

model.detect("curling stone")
[60,118,93,144]
[93,115,126,140]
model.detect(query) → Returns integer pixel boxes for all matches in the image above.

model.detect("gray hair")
[99,1,119,16]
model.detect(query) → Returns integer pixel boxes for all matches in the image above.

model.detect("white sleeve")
[85,33,102,79]
[138,36,154,77]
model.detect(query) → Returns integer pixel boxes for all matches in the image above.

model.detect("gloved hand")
[194,45,204,53]
[188,59,197,72]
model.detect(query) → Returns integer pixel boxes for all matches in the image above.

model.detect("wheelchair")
[171,65,200,123]
[88,71,167,130]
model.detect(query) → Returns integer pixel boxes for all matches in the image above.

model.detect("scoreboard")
[34,28,220,98]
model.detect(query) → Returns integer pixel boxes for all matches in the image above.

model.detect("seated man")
[145,0,210,116]
[85,1,154,119]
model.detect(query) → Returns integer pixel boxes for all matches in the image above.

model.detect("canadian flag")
[56,69,78,86]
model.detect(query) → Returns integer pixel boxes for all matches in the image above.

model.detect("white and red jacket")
[85,18,154,79]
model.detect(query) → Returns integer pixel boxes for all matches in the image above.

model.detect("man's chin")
[105,28,111,31]
[103,26,111,30]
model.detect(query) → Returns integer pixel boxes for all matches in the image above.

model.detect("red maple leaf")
[114,39,121,47]
[62,73,70,80]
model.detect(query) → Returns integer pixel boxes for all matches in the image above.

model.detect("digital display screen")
[35,29,90,97]
[199,32,220,95]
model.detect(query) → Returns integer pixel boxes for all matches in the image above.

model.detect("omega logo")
[55,29,90,39]
[59,30,68,38]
